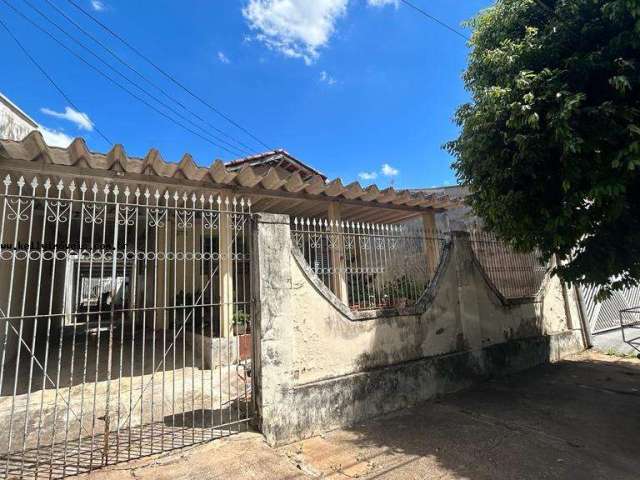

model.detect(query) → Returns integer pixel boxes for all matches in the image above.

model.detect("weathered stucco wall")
[253,214,586,446]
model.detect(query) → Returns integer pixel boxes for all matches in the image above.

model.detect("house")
[0,92,38,142]
[0,96,585,479]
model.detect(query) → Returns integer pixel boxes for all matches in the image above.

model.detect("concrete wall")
[252,214,586,446]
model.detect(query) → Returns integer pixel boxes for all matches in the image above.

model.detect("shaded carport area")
[77,351,640,480]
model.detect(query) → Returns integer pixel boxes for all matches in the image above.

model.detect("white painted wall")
[0,94,37,142]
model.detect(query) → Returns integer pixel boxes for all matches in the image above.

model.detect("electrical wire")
[399,0,470,42]
[64,0,273,151]
[0,15,113,147]
[1,0,245,157]
[41,0,258,155]
[16,0,252,157]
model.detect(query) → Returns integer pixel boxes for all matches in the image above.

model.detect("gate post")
[421,210,439,279]
[251,213,295,445]
[327,202,349,304]
[451,230,483,351]
[219,205,234,337]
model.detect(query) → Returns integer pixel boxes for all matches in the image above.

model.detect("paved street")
[80,351,640,480]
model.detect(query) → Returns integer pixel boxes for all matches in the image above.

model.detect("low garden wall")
[252,213,586,446]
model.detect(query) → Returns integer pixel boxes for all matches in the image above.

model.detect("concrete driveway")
[80,351,640,480]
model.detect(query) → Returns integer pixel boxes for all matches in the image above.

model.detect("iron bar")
[291,217,447,311]
[0,174,254,479]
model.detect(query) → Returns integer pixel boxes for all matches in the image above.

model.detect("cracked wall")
[252,214,586,445]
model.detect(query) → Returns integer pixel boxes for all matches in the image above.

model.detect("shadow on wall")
[350,233,549,412]
[325,356,640,480]
[255,216,584,447]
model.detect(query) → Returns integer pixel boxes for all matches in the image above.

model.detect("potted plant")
[232,309,250,336]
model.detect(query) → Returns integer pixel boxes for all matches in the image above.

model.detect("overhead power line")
[41,0,258,156]
[0,15,113,147]
[2,0,246,157]
[64,0,273,151]
[399,0,470,42]
[17,0,252,157]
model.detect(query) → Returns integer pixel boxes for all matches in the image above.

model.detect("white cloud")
[91,0,105,11]
[319,70,336,85]
[217,51,230,64]
[381,163,399,176]
[242,0,348,65]
[39,125,73,148]
[41,107,94,131]
[367,0,398,7]
[358,171,377,180]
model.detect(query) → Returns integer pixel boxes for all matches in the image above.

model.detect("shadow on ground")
[286,352,640,480]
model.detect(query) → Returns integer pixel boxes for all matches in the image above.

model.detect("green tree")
[447,0,640,298]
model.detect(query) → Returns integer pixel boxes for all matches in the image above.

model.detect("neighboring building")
[411,185,472,231]
[225,149,326,181]
[0,92,38,141]
[0,95,585,478]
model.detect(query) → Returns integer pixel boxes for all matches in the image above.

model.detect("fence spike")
[80,181,87,193]
[30,177,39,189]
[2,174,10,187]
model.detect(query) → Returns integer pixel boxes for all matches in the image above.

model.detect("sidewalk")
[80,351,640,480]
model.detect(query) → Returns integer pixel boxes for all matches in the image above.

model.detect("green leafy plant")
[232,309,250,335]
[447,0,640,299]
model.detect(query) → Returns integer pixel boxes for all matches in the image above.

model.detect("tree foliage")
[447,0,640,298]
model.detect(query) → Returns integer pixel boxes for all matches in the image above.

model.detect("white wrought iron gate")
[0,175,254,479]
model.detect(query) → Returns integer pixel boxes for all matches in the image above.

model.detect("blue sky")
[1,0,490,189]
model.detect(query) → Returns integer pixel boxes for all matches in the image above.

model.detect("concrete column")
[219,209,234,337]
[327,202,349,304]
[451,231,483,351]
[421,210,439,278]
[251,213,295,445]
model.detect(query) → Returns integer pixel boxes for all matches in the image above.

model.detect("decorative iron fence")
[468,229,547,299]
[0,174,254,479]
[291,217,448,311]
